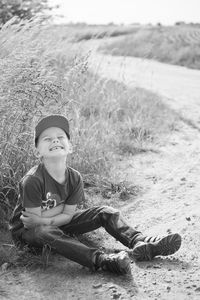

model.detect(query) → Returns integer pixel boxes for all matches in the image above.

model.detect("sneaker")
[96,251,131,275]
[132,233,182,261]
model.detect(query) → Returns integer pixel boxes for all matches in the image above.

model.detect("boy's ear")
[68,141,73,154]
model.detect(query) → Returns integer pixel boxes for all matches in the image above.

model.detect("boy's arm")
[20,207,41,228]
[44,204,76,226]
[21,204,76,228]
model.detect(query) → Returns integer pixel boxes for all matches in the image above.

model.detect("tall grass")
[0,19,179,229]
[100,25,200,70]
[69,24,140,41]
[0,18,89,227]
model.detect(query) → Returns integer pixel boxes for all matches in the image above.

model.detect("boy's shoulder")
[21,164,44,186]
[67,166,81,177]
[66,166,82,183]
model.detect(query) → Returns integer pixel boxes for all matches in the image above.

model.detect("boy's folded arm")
[47,204,76,227]
[20,207,42,228]
[25,207,42,216]
[21,204,77,228]
[41,204,65,218]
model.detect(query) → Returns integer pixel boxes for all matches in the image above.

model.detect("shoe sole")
[116,251,132,275]
[132,233,182,261]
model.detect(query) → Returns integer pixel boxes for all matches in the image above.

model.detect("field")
[99,24,200,70]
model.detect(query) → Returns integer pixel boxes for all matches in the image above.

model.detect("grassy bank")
[0,19,179,234]
[100,25,200,70]
[68,23,140,41]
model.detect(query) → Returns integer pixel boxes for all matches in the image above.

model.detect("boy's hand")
[20,211,41,228]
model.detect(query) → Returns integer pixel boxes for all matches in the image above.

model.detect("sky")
[49,0,200,25]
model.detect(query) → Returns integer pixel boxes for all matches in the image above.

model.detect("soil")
[1,37,200,300]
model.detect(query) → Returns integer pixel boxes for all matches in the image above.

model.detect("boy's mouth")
[50,146,64,151]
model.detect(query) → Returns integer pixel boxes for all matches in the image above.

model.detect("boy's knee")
[35,225,49,236]
[22,225,63,246]
[99,206,120,225]
[35,225,59,238]
[100,205,119,215]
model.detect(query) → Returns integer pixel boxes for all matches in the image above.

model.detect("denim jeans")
[12,206,141,269]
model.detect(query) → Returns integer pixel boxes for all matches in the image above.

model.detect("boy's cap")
[34,115,70,146]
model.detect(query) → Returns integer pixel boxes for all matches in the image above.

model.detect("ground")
[1,38,200,299]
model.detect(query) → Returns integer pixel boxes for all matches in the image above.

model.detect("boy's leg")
[60,206,141,248]
[20,225,99,269]
[14,225,131,274]
[60,206,182,261]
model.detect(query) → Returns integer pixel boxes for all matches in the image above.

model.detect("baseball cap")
[34,115,70,146]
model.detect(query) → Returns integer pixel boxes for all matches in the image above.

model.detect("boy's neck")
[43,157,67,184]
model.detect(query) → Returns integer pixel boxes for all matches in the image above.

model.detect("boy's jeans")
[12,206,141,269]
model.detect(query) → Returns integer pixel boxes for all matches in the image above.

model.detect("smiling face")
[36,127,71,159]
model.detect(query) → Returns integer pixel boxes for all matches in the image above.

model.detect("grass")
[55,23,140,42]
[100,24,200,70]
[0,19,179,265]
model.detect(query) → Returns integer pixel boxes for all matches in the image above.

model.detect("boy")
[9,115,182,275]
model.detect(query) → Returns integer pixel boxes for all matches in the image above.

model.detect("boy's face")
[36,127,71,159]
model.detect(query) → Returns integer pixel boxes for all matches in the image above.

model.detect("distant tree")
[175,21,186,26]
[107,22,115,26]
[0,0,53,25]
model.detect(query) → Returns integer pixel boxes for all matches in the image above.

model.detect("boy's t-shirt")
[9,163,85,234]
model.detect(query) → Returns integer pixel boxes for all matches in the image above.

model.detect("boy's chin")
[46,152,68,159]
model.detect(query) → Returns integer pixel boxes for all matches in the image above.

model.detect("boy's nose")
[52,138,59,143]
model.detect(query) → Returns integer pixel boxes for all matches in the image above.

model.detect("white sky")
[49,0,200,25]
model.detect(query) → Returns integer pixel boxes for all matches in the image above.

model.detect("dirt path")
[1,39,200,300]
[87,37,200,127]
[86,39,200,299]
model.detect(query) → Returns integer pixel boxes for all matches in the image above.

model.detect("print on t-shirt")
[42,192,61,210]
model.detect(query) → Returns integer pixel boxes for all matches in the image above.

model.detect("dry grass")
[55,23,140,42]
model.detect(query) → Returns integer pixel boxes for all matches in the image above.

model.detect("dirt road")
[1,38,200,300]
[86,38,200,299]
[87,38,200,127]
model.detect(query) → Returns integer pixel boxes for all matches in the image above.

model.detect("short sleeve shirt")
[20,163,84,210]
[9,163,85,233]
